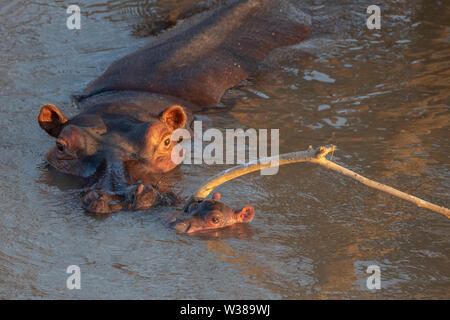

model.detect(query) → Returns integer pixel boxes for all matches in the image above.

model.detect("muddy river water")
[0,0,448,299]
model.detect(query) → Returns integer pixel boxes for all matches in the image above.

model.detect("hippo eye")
[56,141,65,152]
[211,216,220,224]
[164,138,171,146]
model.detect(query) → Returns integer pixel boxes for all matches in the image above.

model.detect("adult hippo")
[38,0,312,213]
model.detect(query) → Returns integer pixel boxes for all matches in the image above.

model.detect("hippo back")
[78,0,312,107]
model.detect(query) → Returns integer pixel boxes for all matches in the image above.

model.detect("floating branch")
[192,145,450,219]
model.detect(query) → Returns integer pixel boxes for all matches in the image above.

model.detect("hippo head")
[37,103,187,213]
[38,103,186,177]
[171,193,255,234]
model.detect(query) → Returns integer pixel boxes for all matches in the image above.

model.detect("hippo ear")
[236,206,255,223]
[38,104,68,137]
[160,105,187,131]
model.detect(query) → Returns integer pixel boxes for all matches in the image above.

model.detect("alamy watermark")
[366,5,381,30]
[65,5,381,32]
[171,121,280,175]
[366,265,381,290]
[67,5,81,30]
[66,265,81,290]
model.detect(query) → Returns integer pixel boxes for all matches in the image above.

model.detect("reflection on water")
[0,0,448,299]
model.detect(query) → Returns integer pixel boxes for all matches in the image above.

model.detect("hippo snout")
[171,220,192,233]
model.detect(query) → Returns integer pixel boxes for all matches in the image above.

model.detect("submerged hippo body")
[38,0,311,214]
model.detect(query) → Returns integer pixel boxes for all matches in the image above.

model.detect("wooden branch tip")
[190,145,450,220]
[315,145,336,159]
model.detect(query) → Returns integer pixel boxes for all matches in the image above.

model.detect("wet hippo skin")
[37,0,311,214]
[171,193,255,234]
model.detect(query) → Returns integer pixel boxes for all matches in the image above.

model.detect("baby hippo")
[172,193,254,234]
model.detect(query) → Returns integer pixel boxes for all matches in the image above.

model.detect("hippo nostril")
[56,142,64,152]
[88,190,100,201]
[173,221,192,233]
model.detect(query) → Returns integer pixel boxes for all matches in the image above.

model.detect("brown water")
[0,0,449,299]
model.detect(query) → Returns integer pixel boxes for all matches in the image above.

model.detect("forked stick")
[192,145,450,219]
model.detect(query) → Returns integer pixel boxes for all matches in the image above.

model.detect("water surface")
[0,0,448,299]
